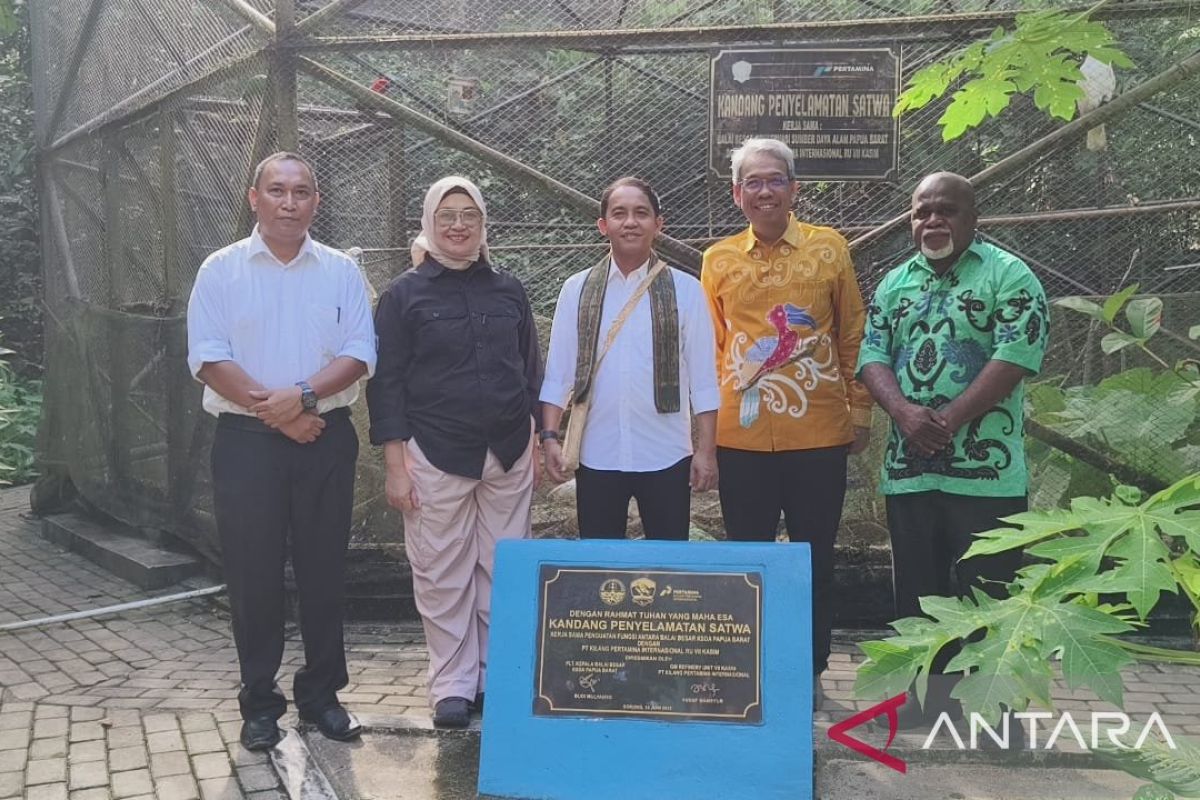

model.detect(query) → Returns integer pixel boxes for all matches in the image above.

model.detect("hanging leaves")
[894,9,1134,141]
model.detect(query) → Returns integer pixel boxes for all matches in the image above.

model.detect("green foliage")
[0,0,39,374]
[1037,288,1200,503]
[893,7,1133,141]
[0,340,40,486]
[855,473,1200,725]
[1100,734,1200,799]
[1031,368,1200,499]
[0,2,15,36]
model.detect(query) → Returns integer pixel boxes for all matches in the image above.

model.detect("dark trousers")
[211,410,358,721]
[716,445,848,674]
[885,491,1026,675]
[576,457,692,541]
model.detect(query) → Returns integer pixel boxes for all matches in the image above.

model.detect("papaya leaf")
[1099,735,1200,798]
[962,508,1081,559]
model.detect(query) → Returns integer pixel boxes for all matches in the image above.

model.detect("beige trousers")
[402,437,533,707]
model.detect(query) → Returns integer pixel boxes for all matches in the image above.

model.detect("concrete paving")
[1,485,1198,799]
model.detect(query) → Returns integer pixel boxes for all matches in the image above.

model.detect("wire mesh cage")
[29,0,1200,618]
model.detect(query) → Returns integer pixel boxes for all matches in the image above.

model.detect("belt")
[217,406,350,436]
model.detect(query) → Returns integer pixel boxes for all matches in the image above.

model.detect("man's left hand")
[690,448,718,493]
[249,386,304,428]
[849,425,871,455]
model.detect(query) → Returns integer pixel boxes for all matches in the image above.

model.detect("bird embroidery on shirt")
[736,303,817,427]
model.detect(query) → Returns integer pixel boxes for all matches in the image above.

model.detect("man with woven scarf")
[540,177,719,540]
[701,138,872,693]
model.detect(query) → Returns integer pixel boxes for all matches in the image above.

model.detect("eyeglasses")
[434,208,484,227]
[738,176,792,193]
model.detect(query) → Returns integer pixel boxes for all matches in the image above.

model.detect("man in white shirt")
[541,177,719,539]
[186,152,376,751]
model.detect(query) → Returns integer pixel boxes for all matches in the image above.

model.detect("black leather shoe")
[300,704,362,742]
[433,697,470,729]
[240,717,282,751]
[472,692,485,716]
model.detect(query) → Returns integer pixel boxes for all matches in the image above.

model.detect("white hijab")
[410,176,489,270]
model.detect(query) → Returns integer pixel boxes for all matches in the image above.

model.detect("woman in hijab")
[367,176,542,728]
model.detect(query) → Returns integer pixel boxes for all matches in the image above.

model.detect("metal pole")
[211,0,276,36]
[274,0,299,152]
[295,0,373,34]
[0,586,227,633]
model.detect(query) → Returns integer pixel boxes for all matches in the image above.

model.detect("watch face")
[302,392,318,410]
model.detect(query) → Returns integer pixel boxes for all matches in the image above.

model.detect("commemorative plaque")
[533,566,762,723]
[710,47,900,180]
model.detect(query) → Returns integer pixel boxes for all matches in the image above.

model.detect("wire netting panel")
[30,0,1200,615]
[297,0,1092,36]
[34,0,273,148]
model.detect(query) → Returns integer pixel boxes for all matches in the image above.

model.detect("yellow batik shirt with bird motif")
[701,215,872,452]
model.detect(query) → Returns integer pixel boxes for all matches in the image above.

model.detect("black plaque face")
[533,566,762,723]
[710,47,901,180]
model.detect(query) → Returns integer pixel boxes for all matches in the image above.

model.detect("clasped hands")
[247,386,324,444]
[895,402,957,456]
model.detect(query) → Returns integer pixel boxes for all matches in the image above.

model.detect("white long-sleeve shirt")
[186,227,377,418]
[540,258,719,472]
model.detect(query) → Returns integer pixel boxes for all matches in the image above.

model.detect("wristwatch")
[538,429,560,444]
[296,381,318,411]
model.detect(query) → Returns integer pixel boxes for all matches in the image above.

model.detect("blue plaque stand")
[478,539,812,800]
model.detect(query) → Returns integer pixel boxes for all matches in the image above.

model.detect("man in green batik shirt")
[856,172,1049,729]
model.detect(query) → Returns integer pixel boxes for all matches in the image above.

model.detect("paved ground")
[1,484,1198,799]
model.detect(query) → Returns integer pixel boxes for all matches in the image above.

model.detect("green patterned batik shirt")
[855,240,1049,497]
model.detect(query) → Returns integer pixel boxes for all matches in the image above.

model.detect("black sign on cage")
[709,47,901,182]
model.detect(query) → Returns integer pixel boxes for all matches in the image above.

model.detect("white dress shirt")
[187,227,378,418]
[540,258,719,472]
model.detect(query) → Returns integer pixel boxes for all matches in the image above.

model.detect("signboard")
[710,47,900,180]
[479,539,814,800]
[534,566,762,723]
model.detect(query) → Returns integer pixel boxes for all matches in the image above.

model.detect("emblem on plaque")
[599,579,626,606]
[630,577,657,607]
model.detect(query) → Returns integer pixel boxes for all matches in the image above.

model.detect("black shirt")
[366,257,542,479]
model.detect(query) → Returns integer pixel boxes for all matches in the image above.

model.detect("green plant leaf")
[1053,296,1104,319]
[1027,528,1113,563]
[894,62,955,115]
[1115,484,1144,506]
[1087,47,1135,70]
[1102,284,1140,323]
[962,508,1082,559]
[1189,325,1200,341]
[1101,331,1141,354]
[940,77,1016,140]
[1033,79,1084,120]
[1174,554,1200,598]
[1042,602,1134,707]
[1099,735,1200,797]
[1126,297,1164,340]
[1081,516,1177,620]
[855,640,922,701]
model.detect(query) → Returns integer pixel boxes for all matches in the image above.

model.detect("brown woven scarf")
[572,252,680,413]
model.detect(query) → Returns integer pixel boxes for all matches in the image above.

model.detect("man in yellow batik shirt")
[701,137,872,692]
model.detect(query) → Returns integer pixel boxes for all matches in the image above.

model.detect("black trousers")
[885,491,1027,675]
[211,409,358,721]
[575,457,692,541]
[716,445,848,675]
